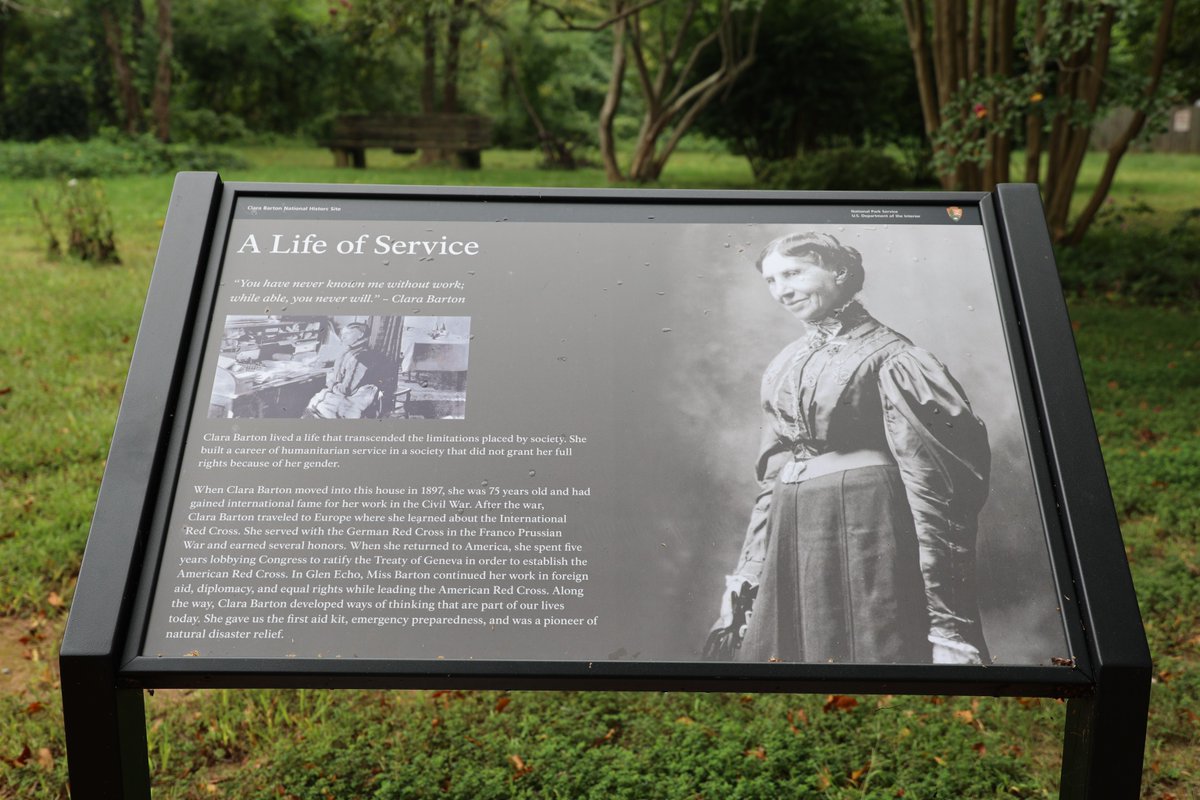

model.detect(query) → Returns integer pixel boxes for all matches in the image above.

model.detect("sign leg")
[1059,669,1150,799]
[62,676,150,799]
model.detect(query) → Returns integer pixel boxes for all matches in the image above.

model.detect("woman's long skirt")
[737,465,932,663]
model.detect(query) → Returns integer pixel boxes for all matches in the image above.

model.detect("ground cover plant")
[0,145,1196,798]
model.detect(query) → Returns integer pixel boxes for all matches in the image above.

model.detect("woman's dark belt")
[778,448,895,484]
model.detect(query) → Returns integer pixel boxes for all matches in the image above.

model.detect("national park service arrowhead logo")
[946,206,964,222]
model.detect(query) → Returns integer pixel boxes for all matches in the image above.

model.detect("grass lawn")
[0,145,1196,798]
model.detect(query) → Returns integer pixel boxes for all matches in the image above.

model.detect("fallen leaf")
[972,742,987,756]
[744,746,766,760]
[823,695,858,713]
[509,754,532,778]
[37,748,53,770]
[849,761,871,783]
[24,702,44,715]
[675,715,695,725]
[4,746,31,768]
[47,592,63,608]
[494,697,511,713]
[933,755,947,766]
[591,727,619,747]
[953,709,975,725]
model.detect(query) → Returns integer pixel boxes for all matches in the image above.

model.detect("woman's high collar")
[806,298,869,340]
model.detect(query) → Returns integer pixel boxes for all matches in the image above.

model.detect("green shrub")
[0,134,249,179]
[1055,203,1200,306]
[172,109,253,144]
[754,147,909,191]
[31,179,120,264]
[3,74,90,141]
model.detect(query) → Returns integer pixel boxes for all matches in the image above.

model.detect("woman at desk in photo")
[706,232,991,666]
[304,322,391,419]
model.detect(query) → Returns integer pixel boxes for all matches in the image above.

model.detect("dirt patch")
[0,614,64,696]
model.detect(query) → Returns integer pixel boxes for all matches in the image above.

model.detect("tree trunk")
[420,9,437,114]
[503,42,575,168]
[151,0,173,142]
[1044,7,1114,240]
[131,0,145,44]
[442,0,465,114]
[624,0,760,183]
[0,8,8,113]
[900,0,941,145]
[419,9,439,164]
[1064,0,1177,245]
[1023,0,1048,184]
[100,8,142,134]
[598,3,628,182]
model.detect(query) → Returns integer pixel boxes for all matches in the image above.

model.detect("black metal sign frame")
[60,174,1150,798]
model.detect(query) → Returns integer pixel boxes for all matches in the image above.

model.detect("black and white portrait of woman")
[704,232,991,665]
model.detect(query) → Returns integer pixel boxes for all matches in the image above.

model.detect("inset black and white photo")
[207,315,470,420]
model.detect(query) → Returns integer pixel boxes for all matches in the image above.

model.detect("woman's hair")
[340,322,370,348]
[755,232,866,296]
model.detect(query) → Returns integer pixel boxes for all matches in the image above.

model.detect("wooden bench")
[318,113,493,169]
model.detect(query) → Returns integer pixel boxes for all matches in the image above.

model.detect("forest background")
[1,0,1198,797]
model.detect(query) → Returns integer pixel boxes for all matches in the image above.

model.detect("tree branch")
[1065,0,1177,244]
[534,0,661,32]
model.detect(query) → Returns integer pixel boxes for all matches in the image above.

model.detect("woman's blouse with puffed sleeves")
[726,301,991,657]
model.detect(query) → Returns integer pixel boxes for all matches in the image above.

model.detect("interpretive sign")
[61,175,1150,799]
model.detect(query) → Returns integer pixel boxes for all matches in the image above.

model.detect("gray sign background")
[142,212,1067,664]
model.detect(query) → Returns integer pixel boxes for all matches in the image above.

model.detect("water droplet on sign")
[723,242,730,248]
[967,305,975,311]
[557,356,567,362]
[661,328,672,333]
[481,480,489,487]
[528,470,536,478]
